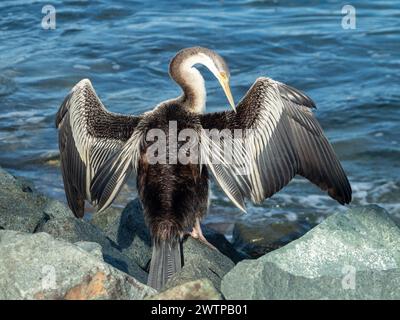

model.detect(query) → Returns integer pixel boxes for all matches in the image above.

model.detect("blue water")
[0,0,399,234]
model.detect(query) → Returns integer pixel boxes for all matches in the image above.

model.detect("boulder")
[232,218,313,258]
[91,199,152,270]
[36,216,147,283]
[0,230,156,300]
[147,279,222,300]
[203,225,248,263]
[164,237,235,291]
[91,199,245,269]
[0,167,73,233]
[93,200,239,292]
[221,205,400,299]
[41,198,73,219]
[74,241,104,261]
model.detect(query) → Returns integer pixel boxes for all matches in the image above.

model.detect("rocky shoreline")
[1,166,399,299]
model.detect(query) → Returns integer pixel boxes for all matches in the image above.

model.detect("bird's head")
[169,47,236,112]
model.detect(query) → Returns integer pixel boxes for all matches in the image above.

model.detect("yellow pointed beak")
[217,72,236,112]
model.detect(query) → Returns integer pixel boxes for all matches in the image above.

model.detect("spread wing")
[200,77,351,211]
[55,79,143,217]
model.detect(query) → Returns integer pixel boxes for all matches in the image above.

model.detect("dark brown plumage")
[137,105,208,242]
[135,105,209,289]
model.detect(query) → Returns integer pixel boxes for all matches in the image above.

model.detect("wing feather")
[55,79,142,217]
[200,77,351,211]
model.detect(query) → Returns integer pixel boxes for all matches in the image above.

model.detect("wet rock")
[0,230,156,300]
[232,218,313,258]
[165,237,235,291]
[0,167,73,233]
[36,216,147,283]
[148,279,222,300]
[222,205,400,300]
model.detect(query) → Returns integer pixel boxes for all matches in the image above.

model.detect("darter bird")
[55,47,351,290]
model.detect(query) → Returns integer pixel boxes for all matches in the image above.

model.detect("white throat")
[179,56,207,113]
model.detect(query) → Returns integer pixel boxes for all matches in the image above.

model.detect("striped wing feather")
[55,79,142,217]
[200,77,351,211]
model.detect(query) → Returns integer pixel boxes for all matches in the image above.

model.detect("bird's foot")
[189,219,218,251]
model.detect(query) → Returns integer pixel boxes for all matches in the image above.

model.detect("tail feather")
[147,240,182,291]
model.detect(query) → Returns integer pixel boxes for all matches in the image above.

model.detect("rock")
[0,167,73,233]
[221,205,400,299]
[42,199,73,219]
[92,198,245,268]
[90,206,122,231]
[75,241,104,261]
[91,199,152,270]
[232,218,313,258]
[165,237,235,291]
[92,200,239,291]
[147,279,222,300]
[36,216,147,283]
[0,166,147,284]
[0,230,156,300]
[0,167,49,232]
[202,225,248,263]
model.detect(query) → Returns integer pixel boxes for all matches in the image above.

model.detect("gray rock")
[148,279,222,300]
[0,167,48,232]
[91,199,152,270]
[232,218,313,258]
[0,230,156,300]
[92,198,245,268]
[93,200,239,291]
[36,216,147,283]
[165,237,235,291]
[202,225,248,263]
[0,167,73,233]
[42,199,73,219]
[75,241,104,261]
[222,205,400,300]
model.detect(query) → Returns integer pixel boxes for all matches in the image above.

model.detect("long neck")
[169,56,206,114]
